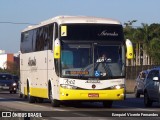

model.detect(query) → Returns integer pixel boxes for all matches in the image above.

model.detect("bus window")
[61,51,73,68]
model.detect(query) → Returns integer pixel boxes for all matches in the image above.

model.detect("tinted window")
[0,74,12,80]
[147,70,159,80]
[60,24,124,42]
[21,24,53,53]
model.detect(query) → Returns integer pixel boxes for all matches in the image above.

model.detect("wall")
[0,54,14,69]
[0,54,7,69]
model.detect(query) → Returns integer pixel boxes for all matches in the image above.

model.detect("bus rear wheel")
[28,91,35,103]
[27,83,35,103]
[103,100,113,108]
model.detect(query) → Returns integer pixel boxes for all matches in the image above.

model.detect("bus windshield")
[61,42,125,79]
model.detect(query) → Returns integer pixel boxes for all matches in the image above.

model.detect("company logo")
[28,57,36,66]
[98,30,118,37]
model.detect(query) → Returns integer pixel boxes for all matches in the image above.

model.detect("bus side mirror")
[54,39,61,59]
[126,39,133,59]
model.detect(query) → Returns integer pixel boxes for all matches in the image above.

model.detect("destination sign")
[65,71,89,75]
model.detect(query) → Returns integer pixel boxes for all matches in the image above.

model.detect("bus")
[19,16,133,107]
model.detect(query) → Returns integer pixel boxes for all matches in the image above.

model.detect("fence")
[126,65,159,80]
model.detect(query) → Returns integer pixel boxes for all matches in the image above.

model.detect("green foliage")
[124,21,160,64]
[149,38,160,64]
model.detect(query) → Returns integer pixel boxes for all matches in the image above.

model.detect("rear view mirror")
[126,39,133,59]
[54,39,61,59]
[153,77,159,81]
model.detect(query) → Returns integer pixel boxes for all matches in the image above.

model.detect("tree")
[149,38,160,64]
[124,21,160,65]
[148,24,160,64]
[123,20,137,41]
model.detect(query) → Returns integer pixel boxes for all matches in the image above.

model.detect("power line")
[0,21,37,25]
[0,21,145,27]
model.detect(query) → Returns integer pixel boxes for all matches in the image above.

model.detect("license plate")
[2,86,9,89]
[88,93,99,98]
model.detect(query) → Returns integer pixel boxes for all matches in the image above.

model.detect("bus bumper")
[59,88,125,101]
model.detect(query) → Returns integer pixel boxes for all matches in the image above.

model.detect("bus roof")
[22,16,122,32]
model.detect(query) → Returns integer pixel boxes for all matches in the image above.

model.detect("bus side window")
[48,24,53,50]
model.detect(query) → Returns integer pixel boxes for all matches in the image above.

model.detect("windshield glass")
[61,42,125,79]
[0,74,12,80]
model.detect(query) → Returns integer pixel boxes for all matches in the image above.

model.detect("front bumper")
[59,87,125,101]
[0,85,17,91]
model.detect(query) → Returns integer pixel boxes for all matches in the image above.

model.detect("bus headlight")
[60,84,78,89]
[111,84,125,90]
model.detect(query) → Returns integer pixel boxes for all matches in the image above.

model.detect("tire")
[19,92,23,98]
[51,99,61,107]
[23,94,28,99]
[103,101,113,108]
[27,83,35,103]
[13,90,17,94]
[28,92,35,103]
[144,92,152,107]
[134,87,140,98]
[49,88,60,107]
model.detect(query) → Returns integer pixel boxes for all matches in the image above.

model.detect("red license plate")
[88,93,99,98]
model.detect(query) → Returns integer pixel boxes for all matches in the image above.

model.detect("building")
[0,53,14,69]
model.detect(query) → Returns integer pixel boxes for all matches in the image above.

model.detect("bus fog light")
[62,93,65,96]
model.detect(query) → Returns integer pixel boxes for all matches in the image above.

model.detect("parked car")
[144,67,160,107]
[134,70,149,98]
[0,73,17,93]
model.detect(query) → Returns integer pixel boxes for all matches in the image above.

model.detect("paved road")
[0,91,160,120]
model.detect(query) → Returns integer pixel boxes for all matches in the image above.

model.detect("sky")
[0,0,160,53]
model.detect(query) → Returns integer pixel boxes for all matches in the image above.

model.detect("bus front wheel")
[49,88,60,107]
[51,99,60,107]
